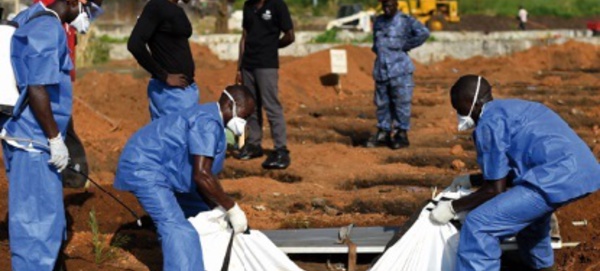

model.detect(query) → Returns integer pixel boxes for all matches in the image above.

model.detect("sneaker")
[236,144,264,160]
[262,147,291,170]
[365,129,390,148]
[390,129,409,149]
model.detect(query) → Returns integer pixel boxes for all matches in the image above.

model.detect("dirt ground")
[0,40,599,270]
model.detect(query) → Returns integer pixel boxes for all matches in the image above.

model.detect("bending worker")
[365,0,429,149]
[430,75,600,271]
[1,0,90,269]
[114,85,255,270]
[128,0,197,120]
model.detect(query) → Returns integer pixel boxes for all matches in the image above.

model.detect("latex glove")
[227,203,248,234]
[450,175,471,192]
[430,201,456,225]
[48,133,69,173]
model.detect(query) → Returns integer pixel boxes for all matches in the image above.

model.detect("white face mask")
[223,90,247,136]
[70,3,91,34]
[457,76,482,132]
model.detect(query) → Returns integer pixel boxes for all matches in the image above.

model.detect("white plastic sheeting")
[0,24,19,107]
[188,208,304,271]
[370,189,472,271]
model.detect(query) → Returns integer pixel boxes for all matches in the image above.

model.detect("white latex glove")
[48,133,69,172]
[227,203,248,234]
[430,201,456,225]
[450,175,471,192]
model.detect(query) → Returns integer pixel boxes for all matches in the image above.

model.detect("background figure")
[518,5,527,30]
[128,0,197,121]
[366,0,429,150]
[235,0,295,170]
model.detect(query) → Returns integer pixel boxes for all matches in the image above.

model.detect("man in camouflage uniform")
[366,0,429,149]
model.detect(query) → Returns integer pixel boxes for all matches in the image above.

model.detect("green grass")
[89,209,130,265]
[255,0,598,19]
[459,0,600,18]
[97,35,129,44]
[313,28,340,43]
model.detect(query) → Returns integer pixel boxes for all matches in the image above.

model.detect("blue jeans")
[374,75,414,131]
[457,185,555,271]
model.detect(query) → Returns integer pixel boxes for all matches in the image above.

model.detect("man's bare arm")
[235,30,247,84]
[28,85,59,138]
[193,155,235,210]
[279,29,295,48]
[452,177,507,213]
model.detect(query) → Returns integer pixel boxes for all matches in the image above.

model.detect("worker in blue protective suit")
[114,85,256,271]
[365,0,430,149]
[429,75,600,271]
[1,1,92,270]
[128,0,209,218]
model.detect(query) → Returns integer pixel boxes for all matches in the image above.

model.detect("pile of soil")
[0,41,599,271]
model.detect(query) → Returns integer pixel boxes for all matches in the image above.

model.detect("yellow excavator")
[381,0,460,31]
[327,0,459,32]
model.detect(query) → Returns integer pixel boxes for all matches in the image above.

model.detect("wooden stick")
[347,240,357,271]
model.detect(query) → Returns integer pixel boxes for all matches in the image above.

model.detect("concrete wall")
[109,30,600,64]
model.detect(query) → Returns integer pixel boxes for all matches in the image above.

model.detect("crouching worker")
[114,85,256,270]
[430,75,600,271]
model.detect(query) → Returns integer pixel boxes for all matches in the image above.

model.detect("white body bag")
[188,208,304,271]
[370,189,472,271]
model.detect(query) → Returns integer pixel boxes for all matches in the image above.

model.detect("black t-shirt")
[242,0,293,69]
[128,0,195,82]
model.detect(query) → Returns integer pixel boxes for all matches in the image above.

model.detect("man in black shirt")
[235,0,294,169]
[128,0,197,121]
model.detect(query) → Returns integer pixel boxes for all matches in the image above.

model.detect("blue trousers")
[374,75,414,131]
[147,78,206,217]
[147,78,200,121]
[132,183,204,271]
[457,185,555,271]
[2,143,65,271]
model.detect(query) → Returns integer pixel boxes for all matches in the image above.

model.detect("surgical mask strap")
[223,90,237,118]
[466,76,482,117]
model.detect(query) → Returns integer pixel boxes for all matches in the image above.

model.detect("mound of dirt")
[279,45,375,108]
[418,41,600,85]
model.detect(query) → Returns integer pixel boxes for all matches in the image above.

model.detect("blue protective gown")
[147,78,202,216]
[457,99,600,271]
[372,12,429,131]
[148,78,200,121]
[114,103,226,271]
[1,4,73,271]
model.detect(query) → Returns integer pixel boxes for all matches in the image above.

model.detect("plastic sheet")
[0,24,18,108]
[189,208,304,271]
